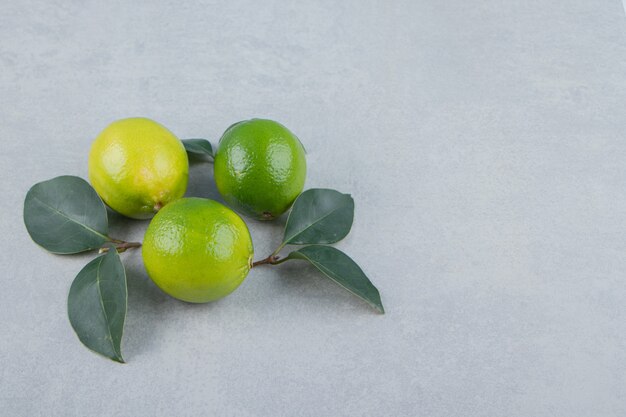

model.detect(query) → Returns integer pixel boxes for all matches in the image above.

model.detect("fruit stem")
[100,240,142,254]
[252,254,284,267]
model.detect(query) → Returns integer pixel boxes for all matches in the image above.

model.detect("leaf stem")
[100,240,142,254]
[251,254,288,267]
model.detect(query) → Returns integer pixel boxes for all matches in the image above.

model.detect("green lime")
[142,197,254,303]
[213,119,306,220]
[88,117,188,219]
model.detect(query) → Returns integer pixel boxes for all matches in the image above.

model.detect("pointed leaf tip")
[283,189,355,246]
[285,245,384,313]
[68,248,128,363]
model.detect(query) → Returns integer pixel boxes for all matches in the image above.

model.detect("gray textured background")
[2,1,626,416]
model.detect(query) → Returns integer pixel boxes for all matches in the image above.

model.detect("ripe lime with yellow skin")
[213,119,306,220]
[142,197,254,303]
[88,117,188,219]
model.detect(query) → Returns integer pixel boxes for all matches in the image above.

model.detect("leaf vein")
[31,195,108,241]
[94,256,118,357]
[285,200,350,243]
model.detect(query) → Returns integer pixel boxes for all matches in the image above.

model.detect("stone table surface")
[2,1,626,416]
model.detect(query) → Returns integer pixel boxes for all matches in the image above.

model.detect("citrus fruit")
[88,117,188,219]
[213,119,306,220]
[142,197,254,303]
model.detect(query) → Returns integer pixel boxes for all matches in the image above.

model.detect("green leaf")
[67,248,127,363]
[285,245,384,313]
[182,139,214,159]
[24,176,110,254]
[282,189,354,246]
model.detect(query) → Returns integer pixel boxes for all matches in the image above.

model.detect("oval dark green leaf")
[24,176,110,254]
[182,138,214,159]
[282,189,354,246]
[285,245,384,313]
[68,248,127,363]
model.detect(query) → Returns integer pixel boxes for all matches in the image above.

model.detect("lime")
[142,197,254,303]
[213,119,306,220]
[88,117,188,219]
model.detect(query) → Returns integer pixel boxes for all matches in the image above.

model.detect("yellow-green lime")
[213,119,306,220]
[142,197,254,303]
[88,117,188,219]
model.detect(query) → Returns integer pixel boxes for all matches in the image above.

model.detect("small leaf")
[68,248,127,363]
[282,189,354,246]
[285,245,384,313]
[182,139,214,159]
[24,176,110,254]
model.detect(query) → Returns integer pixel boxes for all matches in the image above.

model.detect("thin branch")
[99,240,142,254]
[252,254,281,267]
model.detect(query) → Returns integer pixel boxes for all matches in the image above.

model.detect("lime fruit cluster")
[87,117,306,304]
[24,115,383,364]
